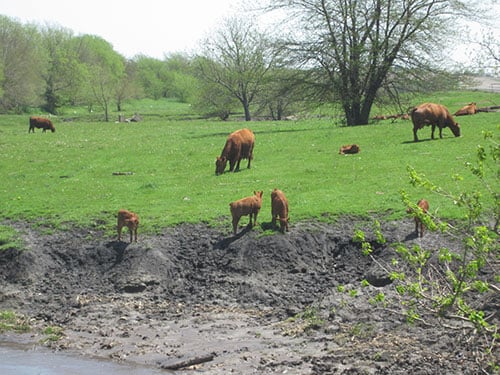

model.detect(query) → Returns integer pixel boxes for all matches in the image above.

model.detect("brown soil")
[0,218,498,374]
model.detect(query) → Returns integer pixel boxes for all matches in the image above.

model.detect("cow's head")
[450,122,461,137]
[215,156,227,175]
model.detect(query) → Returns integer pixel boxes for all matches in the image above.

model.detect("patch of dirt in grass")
[0,219,498,374]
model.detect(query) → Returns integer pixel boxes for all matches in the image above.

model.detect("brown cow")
[407,199,429,238]
[29,116,55,133]
[216,128,255,175]
[454,102,477,116]
[117,209,139,242]
[339,144,360,154]
[229,191,263,234]
[410,103,460,142]
[271,189,289,233]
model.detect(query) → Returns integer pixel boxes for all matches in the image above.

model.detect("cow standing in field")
[407,199,429,238]
[216,128,255,175]
[339,144,360,154]
[117,209,140,243]
[454,102,477,116]
[410,103,460,142]
[271,189,289,233]
[29,116,55,133]
[229,191,263,235]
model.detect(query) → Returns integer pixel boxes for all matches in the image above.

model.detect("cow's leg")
[413,128,419,142]
[117,224,123,241]
[439,127,443,139]
[272,213,277,229]
[129,228,133,243]
[235,158,242,172]
[229,159,236,172]
[232,215,240,234]
[134,228,138,242]
[431,125,436,139]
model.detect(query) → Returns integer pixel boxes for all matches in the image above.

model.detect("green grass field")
[1,92,498,235]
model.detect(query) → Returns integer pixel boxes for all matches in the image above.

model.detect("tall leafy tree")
[40,25,86,114]
[0,16,45,112]
[196,17,278,121]
[75,35,125,121]
[135,56,170,100]
[267,0,476,125]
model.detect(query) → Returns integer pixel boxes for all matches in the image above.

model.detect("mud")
[0,218,498,374]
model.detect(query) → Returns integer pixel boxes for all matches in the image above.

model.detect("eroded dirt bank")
[0,219,498,374]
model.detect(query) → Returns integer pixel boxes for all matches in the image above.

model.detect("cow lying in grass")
[271,189,289,233]
[407,199,429,238]
[29,116,55,133]
[117,209,139,242]
[454,102,477,116]
[339,144,360,154]
[229,191,263,234]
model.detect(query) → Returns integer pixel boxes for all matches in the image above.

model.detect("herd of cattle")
[28,100,478,241]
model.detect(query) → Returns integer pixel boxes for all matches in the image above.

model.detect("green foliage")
[0,310,31,333]
[41,325,65,343]
[0,225,23,251]
[280,305,325,336]
[355,135,499,367]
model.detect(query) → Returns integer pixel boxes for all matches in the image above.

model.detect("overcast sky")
[0,0,239,58]
[1,0,498,67]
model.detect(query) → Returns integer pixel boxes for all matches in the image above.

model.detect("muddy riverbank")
[0,219,498,373]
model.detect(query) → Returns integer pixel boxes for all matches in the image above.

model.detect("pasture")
[0,93,498,235]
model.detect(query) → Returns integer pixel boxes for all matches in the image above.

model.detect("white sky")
[0,0,239,58]
[0,0,498,68]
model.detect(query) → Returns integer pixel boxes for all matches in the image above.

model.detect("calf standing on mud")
[271,189,289,233]
[229,191,263,234]
[117,209,139,242]
[407,199,429,238]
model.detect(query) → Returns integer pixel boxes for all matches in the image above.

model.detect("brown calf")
[407,199,429,238]
[29,116,55,133]
[454,102,477,116]
[339,144,360,154]
[271,189,289,233]
[229,191,263,234]
[117,209,139,242]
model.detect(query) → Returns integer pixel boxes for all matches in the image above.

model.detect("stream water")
[0,339,166,375]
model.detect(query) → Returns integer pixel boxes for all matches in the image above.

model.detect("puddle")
[0,339,166,375]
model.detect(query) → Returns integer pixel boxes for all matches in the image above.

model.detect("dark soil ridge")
[0,219,498,374]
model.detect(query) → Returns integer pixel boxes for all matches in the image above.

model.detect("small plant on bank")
[0,225,23,251]
[280,305,325,336]
[0,310,31,333]
[41,325,65,344]
[354,132,499,371]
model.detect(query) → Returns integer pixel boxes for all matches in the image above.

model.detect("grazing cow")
[339,144,360,154]
[407,199,429,238]
[454,102,477,116]
[410,103,460,142]
[271,189,289,233]
[216,128,255,175]
[229,191,263,234]
[29,116,55,133]
[117,209,139,243]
